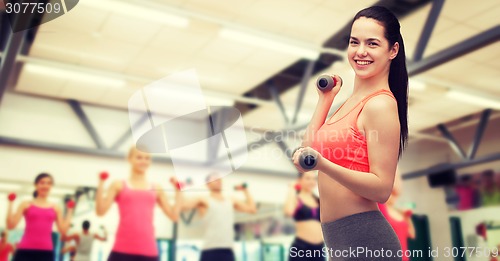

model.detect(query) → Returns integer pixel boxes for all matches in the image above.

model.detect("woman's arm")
[155,183,181,222]
[407,215,416,239]
[6,201,29,230]
[301,76,342,147]
[54,205,72,236]
[284,183,298,217]
[295,95,400,202]
[95,180,121,216]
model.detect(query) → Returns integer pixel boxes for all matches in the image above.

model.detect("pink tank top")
[379,204,410,261]
[312,89,396,172]
[113,180,157,256]
[18,205,56,250]
[0,244,13,261]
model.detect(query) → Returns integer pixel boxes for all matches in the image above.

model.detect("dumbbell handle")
[293,147,318,170]
[170,178,183,190]
[234,183,248,190]
[317,74,342,92]
[299,152,317,170]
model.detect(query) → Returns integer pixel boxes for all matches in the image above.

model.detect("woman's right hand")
[317,75,342,101]
[98,171,109,184]
[289,182,301,192]
[7,193,16,204]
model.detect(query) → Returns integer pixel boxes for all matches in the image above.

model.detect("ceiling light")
[219,28,320,60]
[25,63,126,88]
[447,90,500,109]
[83,0,189,28]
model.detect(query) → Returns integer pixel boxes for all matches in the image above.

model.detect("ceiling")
[6,0,500,139]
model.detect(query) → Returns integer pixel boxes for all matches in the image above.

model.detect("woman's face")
[35,177,53,198]
[128,148,151,174]
[299,171,317,191]
[348,17,398,80]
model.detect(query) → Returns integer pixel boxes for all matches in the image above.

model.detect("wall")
[399,113,500,261]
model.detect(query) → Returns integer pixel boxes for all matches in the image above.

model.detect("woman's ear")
[389,42,399,60]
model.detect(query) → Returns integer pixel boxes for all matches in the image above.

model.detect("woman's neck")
[352,72,390,97]
[130,170,146,181]
[34,196,48,203]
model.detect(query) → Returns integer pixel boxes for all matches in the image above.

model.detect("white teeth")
[356,60,372,65]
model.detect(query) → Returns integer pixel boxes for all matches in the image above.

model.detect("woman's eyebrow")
[350,37,381,42]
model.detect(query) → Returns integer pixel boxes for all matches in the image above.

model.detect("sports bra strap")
[352,89,396,126]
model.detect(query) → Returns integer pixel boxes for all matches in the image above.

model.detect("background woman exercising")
[0,231,14,261]
[284,171,324,261]
[96,147,181,261]
[379,173,416,261]
[7,173,73,261]
[293,6,408,260]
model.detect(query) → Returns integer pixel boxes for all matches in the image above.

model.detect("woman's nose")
[356,44,367,57]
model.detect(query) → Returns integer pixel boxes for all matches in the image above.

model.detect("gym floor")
[0,0,498,260]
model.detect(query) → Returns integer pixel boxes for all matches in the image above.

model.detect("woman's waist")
[116,222,154,235]
[318,179,379,223]
[295,223,324,244]
[320,204,380,224]
[17,238,53,250]
[112,234,158,255]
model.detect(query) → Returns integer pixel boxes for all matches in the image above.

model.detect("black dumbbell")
[317,74,342,92]
[292,147,318,170]
[299,151,318,170]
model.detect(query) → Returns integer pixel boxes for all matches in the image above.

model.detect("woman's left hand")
[292,146,323,173]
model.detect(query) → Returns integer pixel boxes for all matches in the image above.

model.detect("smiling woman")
[292,5,409,261]
[6,173,74,261]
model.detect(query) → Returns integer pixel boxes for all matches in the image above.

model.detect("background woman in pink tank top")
[292,6,409,260]
[95,147,182,261]
[0,231,14,261]
[379,172,416,261]
[6,173,74,261]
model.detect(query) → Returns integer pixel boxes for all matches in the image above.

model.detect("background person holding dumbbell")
[95,146,182,261]
[6,173,74,261]
[0,230,14,261]
[284,171,324,261]
[181,173,257,261]
[378,172,415,261]
[61,220,108,261]
[293,6,408,260]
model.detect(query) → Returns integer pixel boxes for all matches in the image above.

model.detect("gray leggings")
[321,211,402,261]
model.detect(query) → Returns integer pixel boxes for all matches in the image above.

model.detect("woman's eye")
[350,40,358,45]
[368,42,378,46]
